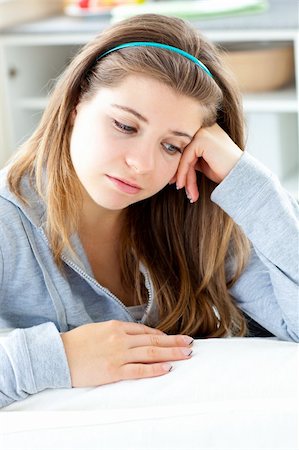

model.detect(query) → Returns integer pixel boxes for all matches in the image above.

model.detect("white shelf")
[243,87,298,113]
[207,29,298,43]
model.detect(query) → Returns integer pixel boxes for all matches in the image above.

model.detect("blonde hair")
[7,14,251,337]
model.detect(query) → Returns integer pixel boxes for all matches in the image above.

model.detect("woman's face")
[70,74,205,211]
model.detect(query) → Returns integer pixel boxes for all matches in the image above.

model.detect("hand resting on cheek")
[173,123,243,202]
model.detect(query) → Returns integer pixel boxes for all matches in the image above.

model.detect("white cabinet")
[0,35,83,166]
[0,26,298,197]
[206,29,299,198]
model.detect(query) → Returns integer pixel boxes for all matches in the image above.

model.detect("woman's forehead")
[90,74,206,129]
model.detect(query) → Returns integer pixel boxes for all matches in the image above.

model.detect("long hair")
[7,14,251,337]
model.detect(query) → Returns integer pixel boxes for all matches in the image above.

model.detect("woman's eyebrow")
[111,103,148,123]
[111,103,193,141]
[172,131,193,141]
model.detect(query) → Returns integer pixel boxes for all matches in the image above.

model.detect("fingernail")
[176,184,180,190]
[162,363,173,372]
[183,336,194,345]
[185,189,194,203]
[181,348,193,356]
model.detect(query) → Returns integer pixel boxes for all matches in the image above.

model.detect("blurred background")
[0,0,298,198]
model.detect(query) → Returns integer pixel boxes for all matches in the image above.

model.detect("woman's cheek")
[167,158,180,181]
[157,166,178,191]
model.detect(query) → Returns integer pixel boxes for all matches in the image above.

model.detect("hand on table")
[61,320,193,387]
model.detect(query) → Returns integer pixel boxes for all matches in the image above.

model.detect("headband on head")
[95,41,213,78]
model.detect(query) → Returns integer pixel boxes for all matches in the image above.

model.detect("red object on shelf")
[78,0,89,9]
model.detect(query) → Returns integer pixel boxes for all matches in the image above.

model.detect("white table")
[0,333,298,450]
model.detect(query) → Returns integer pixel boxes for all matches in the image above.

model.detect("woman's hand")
[60,320,193,388]
[173,123,243,203]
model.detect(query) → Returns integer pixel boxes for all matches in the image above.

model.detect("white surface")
[0,335,298,450]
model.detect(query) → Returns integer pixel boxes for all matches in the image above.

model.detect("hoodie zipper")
[139,263,154,324]
[40,228,153,324]
[63,255,139,322]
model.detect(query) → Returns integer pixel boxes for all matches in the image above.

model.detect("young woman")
[0,14,298,408]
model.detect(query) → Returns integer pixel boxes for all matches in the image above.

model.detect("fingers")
[118,321,166,336]
[125,345,193,365]
[185,166,199,203]
[176,144,202,190]
[127,333,194,349]
[120,344,193,381]
[121,362,173,381]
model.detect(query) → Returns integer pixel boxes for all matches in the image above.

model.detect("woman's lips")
[106,175,142,194]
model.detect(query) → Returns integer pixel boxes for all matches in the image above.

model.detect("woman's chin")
[90,194,137,211]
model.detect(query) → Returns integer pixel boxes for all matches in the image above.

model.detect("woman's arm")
[175,124,298,341]
[0,322,72,408]
[211,151,299,341]
[0,226,72,409]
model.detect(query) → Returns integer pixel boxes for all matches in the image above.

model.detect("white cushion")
[1,334,298,450]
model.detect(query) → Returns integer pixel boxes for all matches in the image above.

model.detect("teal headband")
[96,41,213,78]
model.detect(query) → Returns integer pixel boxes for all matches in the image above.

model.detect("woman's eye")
[114,120,136,133]
[163,143,182,155]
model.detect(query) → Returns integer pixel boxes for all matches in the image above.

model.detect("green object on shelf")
[111,0,269,22]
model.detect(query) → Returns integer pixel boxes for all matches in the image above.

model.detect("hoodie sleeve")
[0,202,72,409]
[211,151,299,342]
[0,322,72,409]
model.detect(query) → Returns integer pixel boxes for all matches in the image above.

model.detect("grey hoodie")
[0,151,298,408]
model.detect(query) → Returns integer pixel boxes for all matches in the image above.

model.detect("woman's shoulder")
[0,166,46,230]
[0,194,26,244]
[0,168,20,217]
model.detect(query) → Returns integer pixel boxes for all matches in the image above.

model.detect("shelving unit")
[0,14,298,198]
[205,29,298,199]
[243,88,297,113]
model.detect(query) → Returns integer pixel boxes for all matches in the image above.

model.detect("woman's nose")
[125,142,155,174]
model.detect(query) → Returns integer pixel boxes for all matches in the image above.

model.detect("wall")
[0,0,63,30]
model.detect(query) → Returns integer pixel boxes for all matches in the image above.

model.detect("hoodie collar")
[0,167,95,276]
